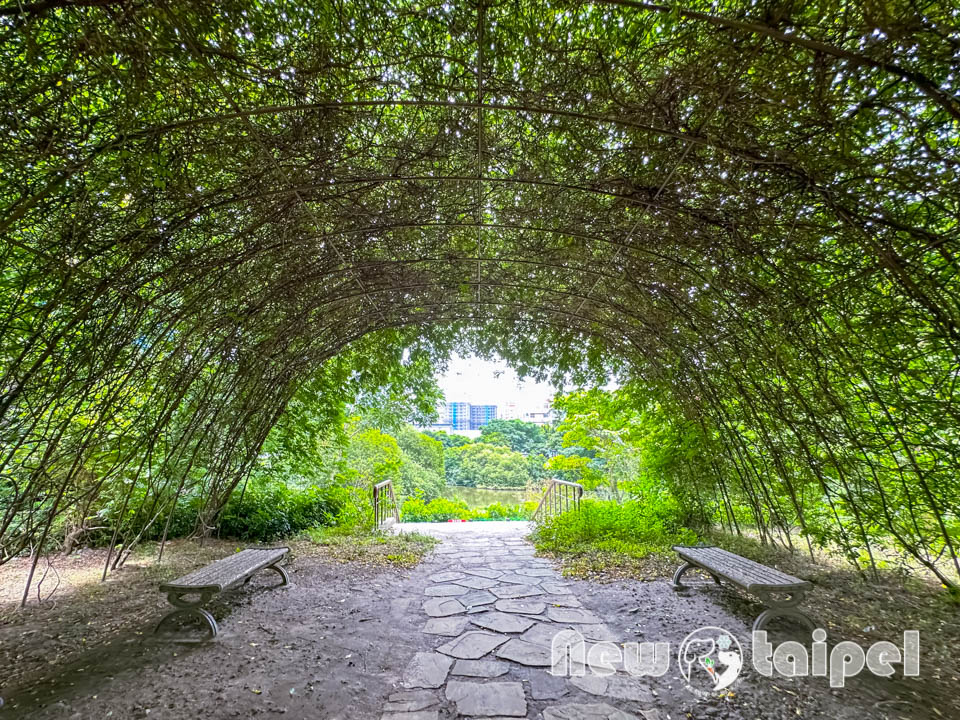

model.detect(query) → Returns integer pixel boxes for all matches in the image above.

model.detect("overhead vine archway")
[1,0,958,601]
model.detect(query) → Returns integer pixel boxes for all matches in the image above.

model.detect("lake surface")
[440,486,534,508]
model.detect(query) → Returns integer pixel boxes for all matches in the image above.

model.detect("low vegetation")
[300,526,438,568]
[401,497,538,522]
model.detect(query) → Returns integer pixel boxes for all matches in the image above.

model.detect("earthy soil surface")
[0,524,955,719]
[0,538,438,719]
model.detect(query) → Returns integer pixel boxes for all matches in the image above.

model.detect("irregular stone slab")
[402,652,453,689]
[460,589,497,608]
[453,575,500,590]
[568,673,651,702]
[495,638,553,666]
[382,711,439,720]
[451,659,510,678]
[546,607,603,624]
[491,585,543,599]
[495,599,546,615]
[469,610,537,634]
[462,568,502,579]
[541,581,572,594]
[547,595,582,608]
[430,571,466,583]
[569,674,609,696]
[496,573,543,585]
[423,598,465,617]
[423,616,469,636]
[520,622,567,648]
[384,689,439,712]
[436,630,509,659]
[487,561,524,570]
[579,624,619,642]
[529,670,571,700]
[516,567,557,577]
[542,702,639,720]
[445,681,527,717]
[425,583,469,597]
[605,675,654,702]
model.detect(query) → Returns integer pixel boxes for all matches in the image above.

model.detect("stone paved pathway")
[383,522,662,720]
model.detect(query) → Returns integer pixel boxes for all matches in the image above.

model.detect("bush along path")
[385,522,661,720]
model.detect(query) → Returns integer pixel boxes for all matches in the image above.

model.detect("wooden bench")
[155,547,290,640]
[671,545,815,632]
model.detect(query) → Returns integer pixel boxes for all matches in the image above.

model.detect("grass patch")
[400,496,538,522]
[299,525,438,567]
[530,498,698,581]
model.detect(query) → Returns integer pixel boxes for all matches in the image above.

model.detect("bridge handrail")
[532,478,584,523]
[372,480,400,528]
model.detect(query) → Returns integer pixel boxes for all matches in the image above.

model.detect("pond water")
[440,485,535,508]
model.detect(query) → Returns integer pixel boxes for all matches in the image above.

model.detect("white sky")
[436,354,556,410]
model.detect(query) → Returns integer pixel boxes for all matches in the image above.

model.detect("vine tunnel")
[1,0,959,599]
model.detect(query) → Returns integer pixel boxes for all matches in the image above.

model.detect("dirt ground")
[0,529,957,719]
[0,539,439,719]
[542,534,960,719]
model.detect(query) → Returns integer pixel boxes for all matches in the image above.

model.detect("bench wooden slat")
[160,547,288,593]
[673,545,811,592]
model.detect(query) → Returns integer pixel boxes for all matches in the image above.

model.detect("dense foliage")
[401,496,537,522]
[533,499,699,560]
[1,0,958,603]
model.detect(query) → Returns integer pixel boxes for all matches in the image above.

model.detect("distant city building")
[421,401,499,433]
[469,404,497,430]
[500,401,520,420]
[448,401,471,431]
[522,399,555,426]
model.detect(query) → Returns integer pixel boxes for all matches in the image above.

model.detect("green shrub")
[399,498,538,522]
[401,496,473,521]
[532,499,698,557]
[218,480,346,541]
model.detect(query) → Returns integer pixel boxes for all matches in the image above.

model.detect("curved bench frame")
[671,545,815,633]
[155,548,289,642]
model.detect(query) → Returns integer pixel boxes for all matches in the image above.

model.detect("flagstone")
[445,681,527,717]
[402,652,453,689]
[424,583,469,597]
[423,597,466,617]
[495,598,547,615]
[436,630,510,660]
[469,610,537,634]
[546,607,603,624]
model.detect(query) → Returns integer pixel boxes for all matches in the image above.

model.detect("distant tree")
[480,419,554,455]
[396,426,444,476]
[444,446,466,486]
[424,430,473,449]
[344,427,404,489]
[458,443,531,488]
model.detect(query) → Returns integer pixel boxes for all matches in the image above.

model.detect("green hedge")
[531,498,698,557]
[218,481,349,541]
[401,497,538,522]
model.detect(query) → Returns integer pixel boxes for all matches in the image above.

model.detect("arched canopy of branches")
[1,0,958,588]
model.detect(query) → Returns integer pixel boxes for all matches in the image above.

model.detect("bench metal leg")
[154,591,218,641]
[265,561,289,586]
[671,561,722,590]
[753,590,816,633]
